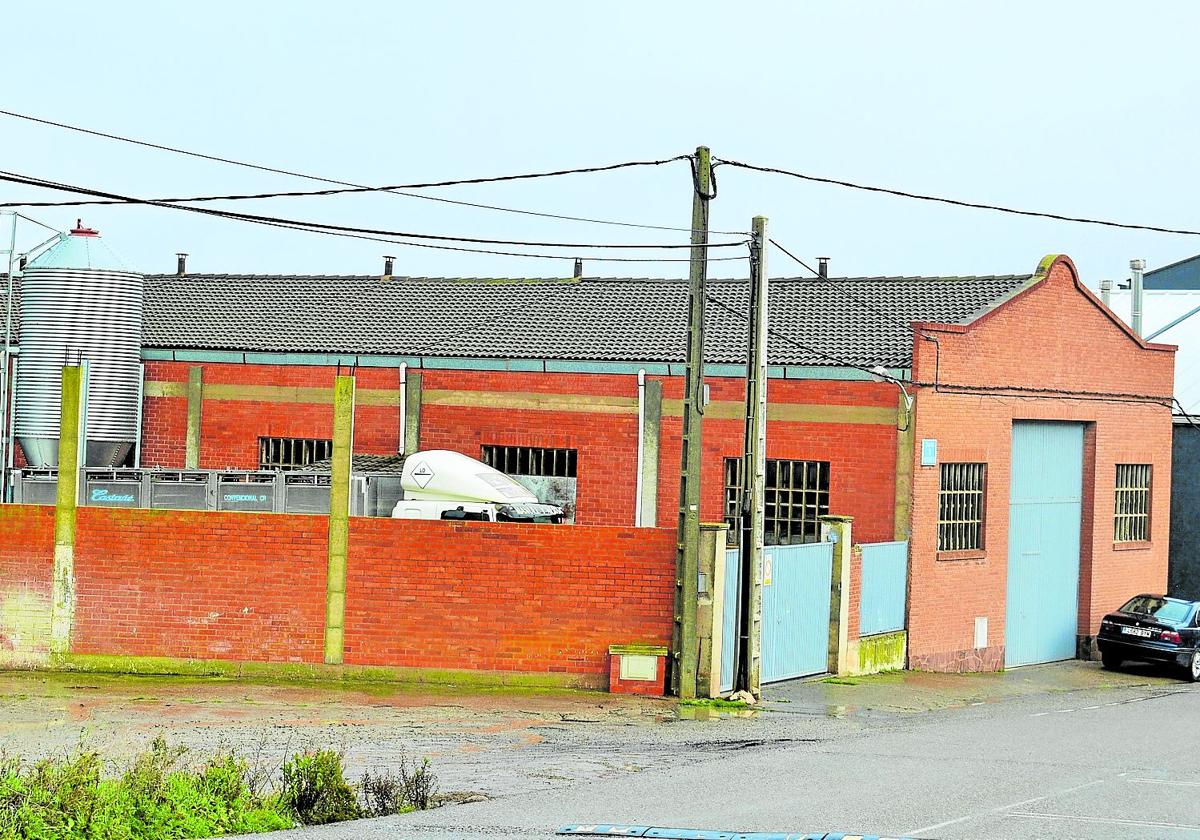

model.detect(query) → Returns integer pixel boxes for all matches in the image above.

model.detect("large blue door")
[762,542,834,682]
[1006,421,1084,667]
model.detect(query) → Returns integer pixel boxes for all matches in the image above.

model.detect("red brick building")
[1,254,1176,672]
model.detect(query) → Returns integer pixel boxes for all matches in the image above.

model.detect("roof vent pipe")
[573,258,583,278]
[817,257,829,278]
[1100,278,1113,308]
[383,255,395,277]
[1130,259,1145,336]
[176,253,187,277]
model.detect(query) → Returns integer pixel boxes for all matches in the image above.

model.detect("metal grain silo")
[15,222,143,467]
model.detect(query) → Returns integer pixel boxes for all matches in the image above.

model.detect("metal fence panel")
[720,548,740,693]
[859,540,909,636]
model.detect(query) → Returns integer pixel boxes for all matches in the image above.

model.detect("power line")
[0,108,748,235]
[718,157,1200,237]
[2,183,748,237]
[0,170,749,252]
[768,236,925,334]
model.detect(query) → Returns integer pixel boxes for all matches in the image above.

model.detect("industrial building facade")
[0,239,1177,672]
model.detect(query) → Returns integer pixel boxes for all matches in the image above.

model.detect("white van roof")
[400,450,539,504]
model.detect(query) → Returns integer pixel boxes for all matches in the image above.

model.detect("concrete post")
[51,365,82,656]
[324,374,355,665]
[639,379,662,527]
[403,371,422,456]
[696,522,728,698]
[185,366,203,469]
[893,391,914,540]
[820,515,854,675]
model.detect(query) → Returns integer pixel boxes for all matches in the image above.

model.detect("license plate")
[1121,626,1152,638]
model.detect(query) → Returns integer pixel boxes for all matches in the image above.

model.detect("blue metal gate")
[1006,421,1084,667]
[763,542,835,682]
[721,542,834,690]
[720,548,740,693]
[859,540,909,636]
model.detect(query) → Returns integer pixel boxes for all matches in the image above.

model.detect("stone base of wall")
[847,631,907,676]
[910,644,1005,672]
[1076,634,1102,661]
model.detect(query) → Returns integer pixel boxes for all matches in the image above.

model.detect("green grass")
[679,697,754,710]
[0,738,439,839]
[820,676,861,685]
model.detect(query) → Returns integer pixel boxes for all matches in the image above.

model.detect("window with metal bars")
[938,463,986,552]
[480,445,577,478]
[258,437,334,471]
[723,457,831,546]
[1114,464,1151,542]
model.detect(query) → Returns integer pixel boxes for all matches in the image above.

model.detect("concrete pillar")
[696,522,728,698]
[893,390,914,540]
[403,371,422,456]
[324,374,355,665]
[185,366,203,469]
[820,515,854,675]
[51,365,82,656]
[639,379,662,527]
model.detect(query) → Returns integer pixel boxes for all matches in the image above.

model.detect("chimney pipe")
[383,255,395,276]
[816,257,829,278]
[1130,259,1145,336]
[573,258,583,278]
[176,253,187,276]
[1100,278,1113,307]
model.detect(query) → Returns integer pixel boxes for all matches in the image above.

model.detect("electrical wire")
[0,170,749,252]
[0,108,749,235]
[1,185,748,237]
[718,157,1200,237]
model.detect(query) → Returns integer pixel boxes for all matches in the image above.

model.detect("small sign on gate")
[762,553,773,586]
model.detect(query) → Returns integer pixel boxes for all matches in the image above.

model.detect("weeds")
[0,737,440,839]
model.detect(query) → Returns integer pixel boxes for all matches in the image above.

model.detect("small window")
[480,445,577,478]
[723,457,831,546]
[938,463,986,552]
[258,436,334,471]
[1114,464,1151,542]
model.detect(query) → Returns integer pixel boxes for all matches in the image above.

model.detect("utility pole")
[671,145,712,698]
[737,216,768,699]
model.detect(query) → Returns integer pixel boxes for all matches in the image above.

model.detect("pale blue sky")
[4,1,1199,284]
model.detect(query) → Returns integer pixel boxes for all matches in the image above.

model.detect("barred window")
[724,458,831,546]
[258,437,333,471]
[938,463,986,551]
[1114,464,1151,542]
[480,445,577,478]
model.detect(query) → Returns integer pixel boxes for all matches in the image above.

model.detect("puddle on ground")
[675,706,759,721]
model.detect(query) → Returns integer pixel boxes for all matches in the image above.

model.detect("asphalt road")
[259,664,1200,840]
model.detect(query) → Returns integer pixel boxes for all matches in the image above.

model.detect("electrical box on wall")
[921,439,938,467]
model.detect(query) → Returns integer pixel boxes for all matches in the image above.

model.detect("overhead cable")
[0,108,748,234]
[0,171,748,251]
[718,157,1200,237]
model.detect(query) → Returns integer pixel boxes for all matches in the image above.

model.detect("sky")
[3,1,1200,285]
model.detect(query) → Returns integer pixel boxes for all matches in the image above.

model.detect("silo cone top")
[26,220,136,273]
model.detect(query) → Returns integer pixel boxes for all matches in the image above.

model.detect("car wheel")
[1101,651,1122,671]
[1188,651,1200,683]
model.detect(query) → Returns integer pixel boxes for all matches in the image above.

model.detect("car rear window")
[1120,596,1193,623]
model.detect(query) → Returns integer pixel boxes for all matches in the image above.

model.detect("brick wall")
[0,505,54,662]
[906,257,1175,671]
[344,518,676,675]
[73,507,328,663]
[0,504,676,679]
[139,363,902,537]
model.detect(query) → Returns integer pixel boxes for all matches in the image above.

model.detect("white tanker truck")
[390,449,564,524]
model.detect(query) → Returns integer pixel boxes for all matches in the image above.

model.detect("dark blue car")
[1097,594,1200,681]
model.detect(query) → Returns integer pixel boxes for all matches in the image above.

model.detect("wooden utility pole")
[670,145,712,698]
[737,216,768,698]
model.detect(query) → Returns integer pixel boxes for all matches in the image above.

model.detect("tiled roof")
[2,272,1034,369]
